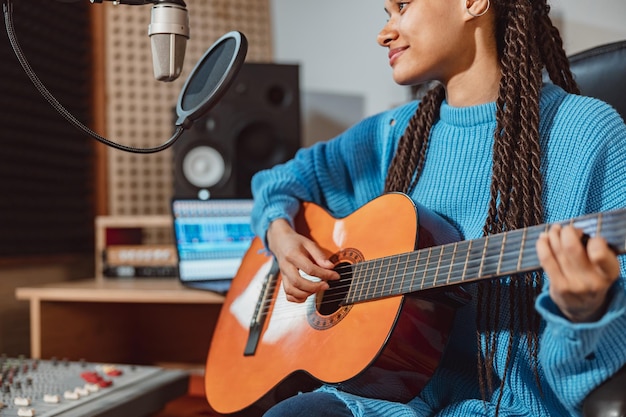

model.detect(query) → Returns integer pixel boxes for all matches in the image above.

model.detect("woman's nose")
[377,20,398,47]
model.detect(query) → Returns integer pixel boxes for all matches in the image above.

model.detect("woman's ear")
[464,0,491,19]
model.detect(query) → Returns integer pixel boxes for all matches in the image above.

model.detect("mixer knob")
[17,408,35,417]
[14,396,31,406]
[44,394,61,404]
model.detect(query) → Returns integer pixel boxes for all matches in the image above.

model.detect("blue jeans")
[263,391,354,417]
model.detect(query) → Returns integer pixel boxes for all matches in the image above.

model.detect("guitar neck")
[345,209,626,304]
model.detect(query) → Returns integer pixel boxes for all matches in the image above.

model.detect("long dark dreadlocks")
[384,0,579,413]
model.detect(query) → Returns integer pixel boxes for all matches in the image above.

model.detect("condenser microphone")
[148,0,190,82]
[87,0,190,82]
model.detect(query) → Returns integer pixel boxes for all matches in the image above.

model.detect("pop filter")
[176,31,248,129]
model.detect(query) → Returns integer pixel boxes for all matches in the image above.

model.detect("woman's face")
[378,0,474,86]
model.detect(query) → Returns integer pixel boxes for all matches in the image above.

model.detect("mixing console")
[0,356,188,417]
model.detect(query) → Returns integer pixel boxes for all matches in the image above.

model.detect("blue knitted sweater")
[250,84,626,417]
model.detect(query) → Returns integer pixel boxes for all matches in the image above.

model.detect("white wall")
[550,0,626,54]
[270,0,408,118]
[270,0,626,119]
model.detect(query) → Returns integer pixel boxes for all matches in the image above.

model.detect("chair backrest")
[574,40,626,417]
[567,40,626,119]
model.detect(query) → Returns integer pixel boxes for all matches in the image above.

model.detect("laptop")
[171,199,255,293]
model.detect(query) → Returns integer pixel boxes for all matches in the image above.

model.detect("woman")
[250,0,626,416]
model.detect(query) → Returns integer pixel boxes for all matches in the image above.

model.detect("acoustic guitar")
[204,192,626,415]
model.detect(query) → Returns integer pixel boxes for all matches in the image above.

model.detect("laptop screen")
[171,199,255,292]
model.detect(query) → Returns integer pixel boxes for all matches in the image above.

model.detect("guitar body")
[205,193,460,415]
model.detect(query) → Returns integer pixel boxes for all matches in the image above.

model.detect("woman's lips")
[388,47,408,66]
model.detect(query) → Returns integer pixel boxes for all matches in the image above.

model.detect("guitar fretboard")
[345,209,626,304]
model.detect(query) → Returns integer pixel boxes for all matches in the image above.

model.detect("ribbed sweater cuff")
[536,282,626,359]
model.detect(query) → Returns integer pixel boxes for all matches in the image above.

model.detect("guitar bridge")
[244,258,280,356]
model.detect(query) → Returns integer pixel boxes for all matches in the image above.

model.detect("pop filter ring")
[176,31,248,130]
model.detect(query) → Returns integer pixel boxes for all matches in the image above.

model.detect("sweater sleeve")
[249,102,417,247]
[535,96,626,415]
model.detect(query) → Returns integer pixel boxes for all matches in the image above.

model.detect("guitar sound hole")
[318,262,352,316]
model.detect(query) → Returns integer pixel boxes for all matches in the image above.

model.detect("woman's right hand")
[267,219,340,303]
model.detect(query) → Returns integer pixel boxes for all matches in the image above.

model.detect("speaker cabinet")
[173,63,301,199]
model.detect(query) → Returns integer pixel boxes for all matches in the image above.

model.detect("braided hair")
[383,0,579,412]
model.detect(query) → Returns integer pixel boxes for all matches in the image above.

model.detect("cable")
[2,0,185,154]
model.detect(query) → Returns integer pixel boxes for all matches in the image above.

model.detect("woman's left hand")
[536,224,621,323]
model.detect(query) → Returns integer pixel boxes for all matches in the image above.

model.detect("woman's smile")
[388,46,408,66]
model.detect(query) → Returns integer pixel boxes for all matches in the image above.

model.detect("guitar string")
[259,213,626,318]
[261,215,626,317]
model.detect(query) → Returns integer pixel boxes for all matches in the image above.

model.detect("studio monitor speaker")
[173,63,301,200]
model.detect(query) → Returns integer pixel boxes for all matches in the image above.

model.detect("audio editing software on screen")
[172,199,255,285]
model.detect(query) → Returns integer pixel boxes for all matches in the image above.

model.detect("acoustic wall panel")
[104,0,273,216]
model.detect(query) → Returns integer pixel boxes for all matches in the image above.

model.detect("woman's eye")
[398,2,408,12]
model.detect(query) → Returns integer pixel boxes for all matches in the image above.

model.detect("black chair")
[566,40,626,417]
[568,40,626,119]
[584,364,626,417]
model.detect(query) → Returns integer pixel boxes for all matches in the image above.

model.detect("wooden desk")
[15,279,224,366]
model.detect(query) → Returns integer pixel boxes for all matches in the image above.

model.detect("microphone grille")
[150,34,187,82]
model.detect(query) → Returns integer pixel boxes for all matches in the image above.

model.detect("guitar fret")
[516,227,528,272]
[446,242,458,285]
[359,262,374,300]
[481,234,505,279]
[431,246,445,287]
[354,262,368,302]
[461,240,472,284]
[420,247,433,290]
[496,232,506,275]
[378,258,396,296]
[376,258,386,297]
[346,263,359,303]
[518,226,544,271]
[389,253,400,296]
[369,258,381,299]
[477,235,489,278]
[403,251,419,294]
[376,258,388,297]
[445,240,470,286]
[499,229,523,275]
[345,264,355,304]
[465,239,484,280]
[433,244,455,288]
[382,257,394,296]
[397,252,411,295]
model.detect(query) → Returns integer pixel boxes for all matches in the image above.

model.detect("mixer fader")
[0,355,188,417]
